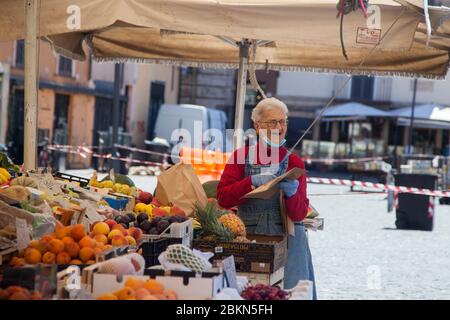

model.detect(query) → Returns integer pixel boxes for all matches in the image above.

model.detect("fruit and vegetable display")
[9,220,143,267]
[240,284,289,300]
[132,200,189,235]
[193,199,249,242]
[96,278,177,300]
[162,244,210,272]
[0,152,19,184]
[0,154,303,301]
[88,170,136,196]
[0,286,43,300]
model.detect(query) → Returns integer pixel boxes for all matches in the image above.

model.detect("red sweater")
[217,144,309,222]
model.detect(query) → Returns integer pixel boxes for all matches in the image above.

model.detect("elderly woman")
[217,97,316,299]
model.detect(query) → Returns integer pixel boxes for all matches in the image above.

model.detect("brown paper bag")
[154,163,208,216]
[280,192,295,236]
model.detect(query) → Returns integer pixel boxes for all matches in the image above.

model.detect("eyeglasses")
[258,119,289,128]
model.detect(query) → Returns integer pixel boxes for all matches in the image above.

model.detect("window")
[58,56,73,77]
[351,76,374,100]
[15,40,25,68]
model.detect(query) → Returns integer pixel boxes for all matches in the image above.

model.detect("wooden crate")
[193,235,287,273]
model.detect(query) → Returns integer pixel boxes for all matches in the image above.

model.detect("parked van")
[152,104,229,151]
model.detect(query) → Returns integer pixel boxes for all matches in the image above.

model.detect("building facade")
[0,40,178,168]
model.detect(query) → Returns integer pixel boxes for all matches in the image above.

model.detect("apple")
[138,191,153,205]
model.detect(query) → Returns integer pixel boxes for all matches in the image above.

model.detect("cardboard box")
[237,267,284,287]
[81,262,224,300]
[193,235,287,273]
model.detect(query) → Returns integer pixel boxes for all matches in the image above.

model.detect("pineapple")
[219,213,246,237]
[193,201,234,241]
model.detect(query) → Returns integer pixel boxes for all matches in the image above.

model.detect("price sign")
[222,256,238,290]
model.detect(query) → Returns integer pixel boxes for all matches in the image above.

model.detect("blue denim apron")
[237,145,317,299]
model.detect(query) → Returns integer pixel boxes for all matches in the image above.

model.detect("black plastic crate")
[139,237,183,267]
[0,265,57,297]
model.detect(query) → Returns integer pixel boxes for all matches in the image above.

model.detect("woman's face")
[254,107,288,145]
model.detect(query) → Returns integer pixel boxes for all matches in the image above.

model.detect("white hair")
[251,97,289,122]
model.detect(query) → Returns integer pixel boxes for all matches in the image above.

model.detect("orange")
[79,236,96,249]
[125,278,145,290]
[61,236,75,247]
[69,259,82,265]
[144,279,165,295]
[24,248,42,264]
[28,240,46,254]
[86,260,96,265]
[47,239,65,254]
[116,287,135,300]
[135,288,151,300]
[64,241,80,259]
[70,224,86,242]
[56,252,71,265]
[79,247,95,263]
[42,252,56,264]
[55,226,72,240]
[38,235,54,252]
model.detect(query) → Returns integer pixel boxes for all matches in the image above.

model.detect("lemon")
[134,202,147,214]
[100,180,114,189]
[112,183,121,193]
[120,184,131,195]
[145,204,154,218]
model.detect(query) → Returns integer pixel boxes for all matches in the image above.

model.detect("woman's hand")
[251,174,276,187]
[279,179,299,198]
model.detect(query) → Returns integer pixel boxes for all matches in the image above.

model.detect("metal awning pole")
[233,41,249,149]
[407,78,418,154]
[24,0,39,170]
[112,63,121,172]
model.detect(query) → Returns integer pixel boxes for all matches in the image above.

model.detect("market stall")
[1,0,450,300]
[2,0,450,169]
[0,152,318,300]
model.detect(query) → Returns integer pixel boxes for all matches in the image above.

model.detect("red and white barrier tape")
[90,153,166,167]
[48,144,102,153]
[306,177,450,198]
[428,197,435,218]
[304,156,387,164]
[48,144,449,198]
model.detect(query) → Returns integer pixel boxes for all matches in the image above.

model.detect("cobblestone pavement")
[67,170,450,299]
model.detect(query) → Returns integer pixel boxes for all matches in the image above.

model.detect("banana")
[0,174,6,184]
